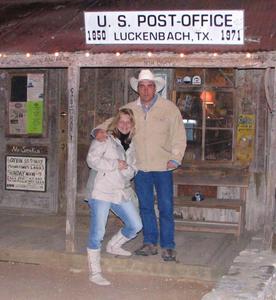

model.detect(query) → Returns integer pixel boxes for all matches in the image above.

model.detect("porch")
[0,211,250,282]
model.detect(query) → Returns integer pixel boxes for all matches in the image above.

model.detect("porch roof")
[0,0,275,55]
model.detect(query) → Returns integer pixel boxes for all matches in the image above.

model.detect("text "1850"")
[87,30,106,41]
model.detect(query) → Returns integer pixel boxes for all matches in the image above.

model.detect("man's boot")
[87,248,110,286]
[106,230,132,256]
[134,244,158,256]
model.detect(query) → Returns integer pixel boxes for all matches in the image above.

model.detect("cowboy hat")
[130,69,165,93]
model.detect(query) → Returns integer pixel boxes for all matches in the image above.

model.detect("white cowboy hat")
[130,69,165,93]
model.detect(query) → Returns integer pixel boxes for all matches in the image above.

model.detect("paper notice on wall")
[8,73,44,135]
[27,73,44,101]
[236,114,255,164]
[6,155,47,192]
[26,101,43,134]
[9,102,27,134]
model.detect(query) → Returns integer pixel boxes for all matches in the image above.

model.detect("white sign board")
[6,156,47,192]
[84,10,244,45]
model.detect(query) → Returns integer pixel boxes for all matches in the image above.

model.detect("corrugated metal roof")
[0,0,275,54]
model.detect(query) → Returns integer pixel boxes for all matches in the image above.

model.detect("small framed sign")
[5,155,47,192]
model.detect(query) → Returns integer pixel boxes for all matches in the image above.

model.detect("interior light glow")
[183,119,197,124]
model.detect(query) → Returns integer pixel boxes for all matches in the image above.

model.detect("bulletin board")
[8,73,44,135]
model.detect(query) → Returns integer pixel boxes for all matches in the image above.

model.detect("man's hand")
[118,160,128,170]
[167,160,178,170]
[95,129,108,142]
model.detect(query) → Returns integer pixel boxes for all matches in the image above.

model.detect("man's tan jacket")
[97,96,187,172]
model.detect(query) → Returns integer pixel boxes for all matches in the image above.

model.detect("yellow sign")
[236,114,255,164]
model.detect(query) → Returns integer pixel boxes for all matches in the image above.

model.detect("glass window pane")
[176,91,202,125]
[205,129,232,161]
[205,91,233,128]
[175,67,235,162]
[175,68,204,87]
[183,128,202,161]
[205,68,234,87]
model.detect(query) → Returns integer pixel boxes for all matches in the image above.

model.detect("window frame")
[174,68,236,163]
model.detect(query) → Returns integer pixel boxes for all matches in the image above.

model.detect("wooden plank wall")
[0,69,64,213]
[76,68,126,213]
[73,67,270,234]
[264,68,276,247]
[75,67,174,213]
[236,69,268,231]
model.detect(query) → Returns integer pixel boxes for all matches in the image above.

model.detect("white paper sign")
[27,73,44,101]
[84,10,244,45]
[6,156,47,192]
[8,102,27,135]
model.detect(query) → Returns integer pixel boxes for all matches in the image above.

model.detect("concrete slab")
[0,212,250,282]
[203,235,276,300]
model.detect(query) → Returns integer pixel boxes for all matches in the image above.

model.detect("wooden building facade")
[0,0,275,250]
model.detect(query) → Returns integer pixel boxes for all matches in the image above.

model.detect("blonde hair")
[107,108,135,141]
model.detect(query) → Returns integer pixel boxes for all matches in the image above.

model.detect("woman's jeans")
[87,199,142,250]
[134,170,175,249]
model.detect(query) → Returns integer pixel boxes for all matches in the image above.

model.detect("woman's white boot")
[106,230,132,256]
[87,248,111,286]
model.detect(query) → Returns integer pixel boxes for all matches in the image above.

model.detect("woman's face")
[117,113,133,134]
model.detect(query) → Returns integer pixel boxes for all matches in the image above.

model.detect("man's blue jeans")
[87,199,142,249]
[134,170,175,249]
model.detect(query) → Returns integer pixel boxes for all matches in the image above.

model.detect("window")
[175,68,235,161]
[8,73,45,136]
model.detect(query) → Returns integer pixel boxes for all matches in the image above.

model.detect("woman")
[86,108,142,286]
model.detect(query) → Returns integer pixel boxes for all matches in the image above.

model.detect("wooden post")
[65,65,80,252]
[264,67,276,248]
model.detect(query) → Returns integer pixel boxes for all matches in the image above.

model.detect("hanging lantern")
[200,90,215,104]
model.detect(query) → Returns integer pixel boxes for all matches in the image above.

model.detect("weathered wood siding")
[236,69,268,231]
[0,66,270,233]
[76,68,127,213]
[75,67,174,214]
[74,67,270,233]
[0,69,66,212]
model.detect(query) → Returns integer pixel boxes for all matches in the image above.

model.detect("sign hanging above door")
[84,10,244,45]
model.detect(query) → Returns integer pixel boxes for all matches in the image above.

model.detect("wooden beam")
[65,65,80,252]
[0,51,276,69]
[264,67,276,248]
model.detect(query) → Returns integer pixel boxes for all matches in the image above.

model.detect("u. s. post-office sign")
[84,10,244,45]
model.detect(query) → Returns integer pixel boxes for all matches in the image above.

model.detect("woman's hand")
[95,129,108,142]
[118,160,128,170]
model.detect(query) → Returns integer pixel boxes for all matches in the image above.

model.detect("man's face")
[137,80,156,104]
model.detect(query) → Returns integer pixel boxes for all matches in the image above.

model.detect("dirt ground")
[0,261,213,300]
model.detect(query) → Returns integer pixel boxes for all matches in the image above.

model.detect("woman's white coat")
[86,135,137,204]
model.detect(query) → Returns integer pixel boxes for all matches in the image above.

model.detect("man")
[95,69,186,261]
